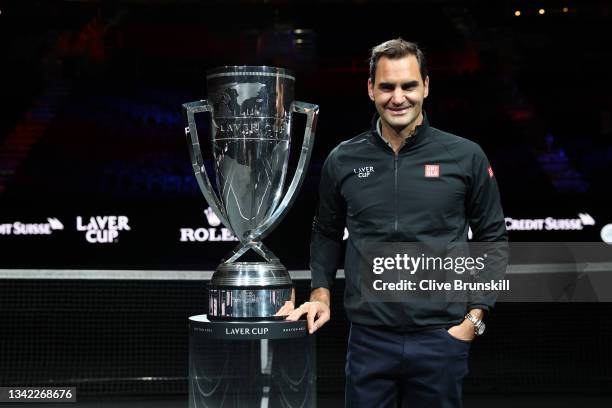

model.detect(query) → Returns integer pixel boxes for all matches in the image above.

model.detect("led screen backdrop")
[1,1,610,270]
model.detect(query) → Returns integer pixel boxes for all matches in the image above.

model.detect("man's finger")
[275,306,289,316]
[316,309,330,328]
[274,301,295,316]
[311,308,330,332]
[285,309,301,321]
[285,303,307,321]
[307,304,318,334]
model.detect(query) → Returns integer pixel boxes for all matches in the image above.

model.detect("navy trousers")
[345,323,470,408]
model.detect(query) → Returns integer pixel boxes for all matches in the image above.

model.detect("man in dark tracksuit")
[287,39,508,407]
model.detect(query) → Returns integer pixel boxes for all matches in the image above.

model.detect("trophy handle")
[250,101,319,242]
[182,100,231,231]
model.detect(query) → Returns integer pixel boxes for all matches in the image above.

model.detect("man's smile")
[386,106,412,115]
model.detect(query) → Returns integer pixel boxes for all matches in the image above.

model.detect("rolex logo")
[204,207,221,227]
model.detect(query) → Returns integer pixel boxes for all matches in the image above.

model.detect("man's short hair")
[369,38,428,84]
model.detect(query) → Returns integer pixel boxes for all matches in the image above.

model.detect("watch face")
[476,322,486,336]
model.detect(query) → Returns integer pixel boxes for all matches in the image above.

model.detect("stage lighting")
[563,7,569,13]
[514,10,521,16]
[539,8,546,15]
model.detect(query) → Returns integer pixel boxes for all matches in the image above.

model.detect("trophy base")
[188,315,316,408]
[208,262,294,320]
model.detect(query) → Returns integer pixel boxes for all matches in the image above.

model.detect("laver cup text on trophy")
[182,66,319,320]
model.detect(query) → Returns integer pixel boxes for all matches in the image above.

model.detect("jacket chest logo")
[353,166,375,178]
[424,164,440,178]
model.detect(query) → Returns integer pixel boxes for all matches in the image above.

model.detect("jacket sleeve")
[466,147,509,312]
[309,150,346,290]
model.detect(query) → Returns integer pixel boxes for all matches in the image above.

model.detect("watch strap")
[465,312,484,335]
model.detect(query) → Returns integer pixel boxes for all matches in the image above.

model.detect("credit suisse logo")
[505,213,595,231]
[0,218,64,236]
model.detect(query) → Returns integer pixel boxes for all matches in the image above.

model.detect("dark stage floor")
[5,393,612,408]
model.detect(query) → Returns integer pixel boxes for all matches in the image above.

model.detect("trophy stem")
[221,241,280,264]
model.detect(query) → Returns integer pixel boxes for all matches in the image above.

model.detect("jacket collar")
[370,111,430,152]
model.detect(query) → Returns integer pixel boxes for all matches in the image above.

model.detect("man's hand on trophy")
[274,301,296,317]
[285,288,331,334]
[286,300,331,334]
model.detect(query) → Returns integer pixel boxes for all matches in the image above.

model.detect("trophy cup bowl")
[183,66,319,320]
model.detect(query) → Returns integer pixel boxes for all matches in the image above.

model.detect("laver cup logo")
[76,215,130,244]
[225,326,269,336]
[353,166,375,178]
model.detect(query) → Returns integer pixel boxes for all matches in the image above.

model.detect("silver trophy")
[183,66,318,320]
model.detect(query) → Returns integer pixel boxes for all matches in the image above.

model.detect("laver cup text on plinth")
[182,66,319,320]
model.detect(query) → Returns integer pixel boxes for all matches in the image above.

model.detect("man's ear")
[423,75,430,99]
[367,78,375,101]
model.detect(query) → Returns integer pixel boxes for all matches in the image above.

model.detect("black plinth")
[188,315,316,408]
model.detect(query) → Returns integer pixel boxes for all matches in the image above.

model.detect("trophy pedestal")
[188,315,316,408]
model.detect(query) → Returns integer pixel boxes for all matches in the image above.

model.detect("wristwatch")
[465,313,486,336]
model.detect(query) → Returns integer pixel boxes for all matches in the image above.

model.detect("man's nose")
[391,87,405,104]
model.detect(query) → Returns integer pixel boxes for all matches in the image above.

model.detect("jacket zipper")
[394,153,399,232]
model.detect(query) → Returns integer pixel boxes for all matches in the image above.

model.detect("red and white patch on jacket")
[424,164,440,178]
[487,166,494,178]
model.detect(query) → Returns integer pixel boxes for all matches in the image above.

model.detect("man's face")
[368,55,429,132]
